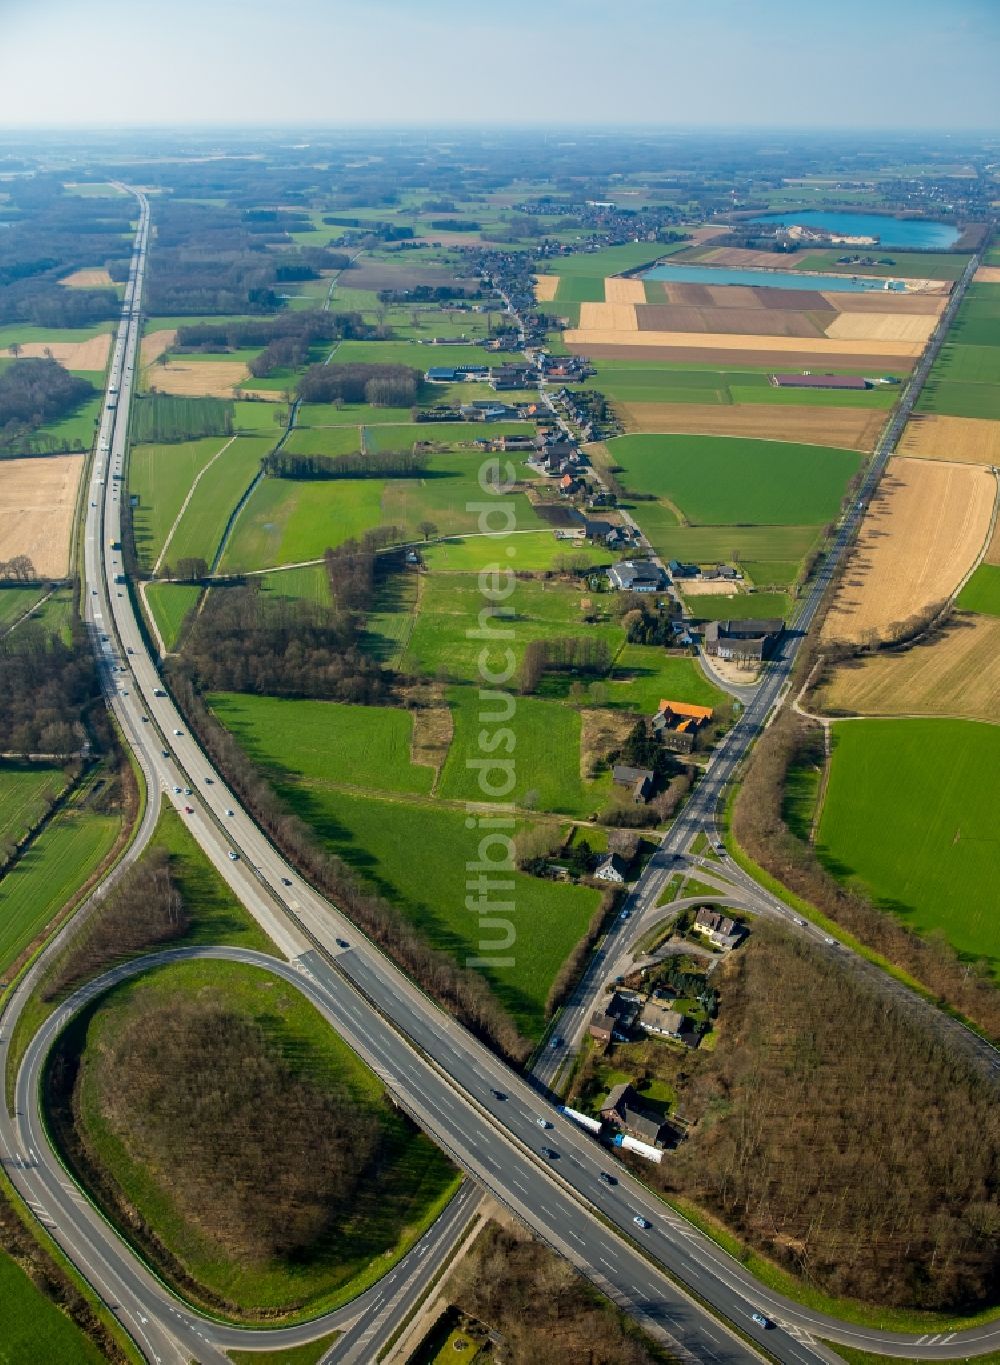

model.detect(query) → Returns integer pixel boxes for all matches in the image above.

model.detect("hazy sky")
[1,0,998,130]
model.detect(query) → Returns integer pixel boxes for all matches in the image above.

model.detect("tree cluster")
[658,924,1000,1311]
[297,362,421,407]
[264,448,427,480]
[520,636,612,693]
[0,622,97,756]
[43,847,188,1001]
[177,583,388,704]
[0,358,95,453]
[323,528,401,613]
[176,309,340,352]
[621,604,677,648]
[733,711,1000,1038]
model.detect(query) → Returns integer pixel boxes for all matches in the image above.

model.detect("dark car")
[599,1171,617,1186]
[281,877,292,886]
[491,1089,507,1101]
[183,805,194,814]
[540,1146,559,1160]
[336,937,350,949]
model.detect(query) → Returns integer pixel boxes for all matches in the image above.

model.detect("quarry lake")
[642,264,904,292]
[749,211,961,250]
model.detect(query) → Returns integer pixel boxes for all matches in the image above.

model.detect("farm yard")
[816,719,1000,977]
[821,457,996,644]
[0,455,85,578]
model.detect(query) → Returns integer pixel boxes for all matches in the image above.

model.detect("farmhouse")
[693,906,743,951]
[701,563,740,582]
[667,559,700,579]
[612,765,654,803]
[704,617,784,663]
[593,852,627,884]
[772,373,870,391]
[608,559,667,592]
[652,699,714,753]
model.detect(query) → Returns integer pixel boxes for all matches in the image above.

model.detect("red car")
[184,805,194,814]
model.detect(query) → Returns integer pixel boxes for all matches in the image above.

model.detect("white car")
[535,1117,552,1130]
[173,728,183,736]
[633,1215,651,1230]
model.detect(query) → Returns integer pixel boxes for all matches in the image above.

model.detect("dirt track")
[0,455,84,577]
[619,401,884,451]
[819,615,1000,724]
[821,456,997,644]
[899,413,1000,465]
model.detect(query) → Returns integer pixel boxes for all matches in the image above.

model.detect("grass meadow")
[163,435,271,568]
[145,582,201,651]
[817,718,1000,976]
[0,763,67,849]
[0,585,47,629]
[617,506,821,570]
[584,364,894,408]
[420,534,608,574]
[129,436,235,569]
[0,1251,105,1365]
[608,434,861,526]
[680,590,790,621]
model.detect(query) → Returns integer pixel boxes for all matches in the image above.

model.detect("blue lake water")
[749,211,960,251]
[643,264,903,293]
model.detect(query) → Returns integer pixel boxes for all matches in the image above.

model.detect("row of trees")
[263,448,428,480]
[0,556,38,582]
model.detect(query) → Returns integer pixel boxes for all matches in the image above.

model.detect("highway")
[1,194,997,1365]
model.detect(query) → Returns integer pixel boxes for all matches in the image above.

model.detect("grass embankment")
[47,959,459,1321]
[144,582,201,651]
[0,1247,108,1365]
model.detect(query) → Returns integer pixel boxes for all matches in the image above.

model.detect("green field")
[209,693,435,796]
[793,251,970,281]
[584,365,894,406]
[621,508,821,569]
[609,434,860,526]
[63,958,458,1316]
[0,764,66,851]
[0,585,47,629]
[233,399,288,433]
[20,395,103,455]
[330,339,492,371]
[917,340,1000,420]
[145,582,201,651]
[297,402,413,428]
[367,421,534,452]
[257,563,331,604]
[162,435,271,568]
[555,276,607,303]
[277,786,601,1036]
[129,436,237,570]
[817,719,1000,976]
[680,590,790,621]
[420,534,608,573]
[0,1250,105,1365]
[283,425,365,457]
[438,686,608,818]
[549,242,682,277]
[605,645,727,716]
[0,804,119,976]
[956,563,1000,617]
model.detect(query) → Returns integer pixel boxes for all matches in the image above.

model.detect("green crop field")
[279,787,601,1036]
[0,763,66,849]
[610,433,860,526]
[438,685,609,818]
[0,1250,105,1365]
[956,563,1000,617]
[0,322,112,349]
[209,693,435,796]
[145,582,201,651]
[163,436,271,568]
[233,399,287,433]
[129,436,237,569]
[555,276,606,303]
[0,805,119,975]
[622,506,821,569]
[330,339,492,371]
[221,476,385,572]
[817,719,1000,976]
[793,251,970,281]
[64,958,457,1316]
[927,344,1000,384]
[283,425,364,457]
[550,242,683,277]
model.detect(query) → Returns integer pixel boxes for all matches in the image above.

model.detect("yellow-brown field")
[562,324,922,358]
[618,401,884,451]
[821,457,997,645]
[974,266,1000,284]
[985,514,1000,567]
[13,335,111,369]
[899,413,1000,465]
[145,360,249,398]
[140,328,177,366]
[59,267,114,288]
[818,615,1000,724]
[823,311,937,344]
[577,301,641,332]
[0,455,84,578]
[604,277,647,305]
[534,274,560,302]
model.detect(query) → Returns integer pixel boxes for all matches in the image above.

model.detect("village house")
[593,852,627,883]
[599,1083,667,1147]
[612,764,654,803]
[608,559,667,593]
[701,563,741,582]
[638,999,685,1039]
[667,559,700,579]
[693,906,744,951]
[704,617,784,663]
[651,699,714,754]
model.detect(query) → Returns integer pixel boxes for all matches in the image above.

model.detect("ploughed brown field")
[899,413,1000,466]
[618,401,885,451]
[821,456,996,644]
[819,614,1000,725]
[635,304,826,337]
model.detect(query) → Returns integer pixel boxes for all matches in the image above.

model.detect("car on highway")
[751,1312,772,1329]
[491,1089,507,1101]
[619,909,630,921]
[633,1215,651,1230]
[140,715,148,723]
[173,728,182,736]
[336,937,350,948]
[281,876,292,886]
[225,809,234,817]
[228,851,239,861]
[540,1146,558,1160]
[183,787,192,795]
[535,1117,552,1130]
[183,805,193,814]
[204,777,213,784]
[714,841,726,855]
[823,936,836,946]
[161,750,169,758]
[599,1171,617,1186]
[173,785,181,794]
[549,1034,563,1050]
[795,917,807,927]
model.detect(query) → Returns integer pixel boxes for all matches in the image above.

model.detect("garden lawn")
[129,437,234,570]
[605,646,727,715]
[145,583,200,652]
[0,763,66,849]
[65,959,457,1316]
[438,685,608,818]
[609,434,861,526]
[817,719,1000,976]
[164,436,271,568]
[0,1250,105,1365]
[277,787,601,1037]
[681,591,790,622]
[0,806,119,975]
[209,694,434,796]
[956,563,1000,617]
